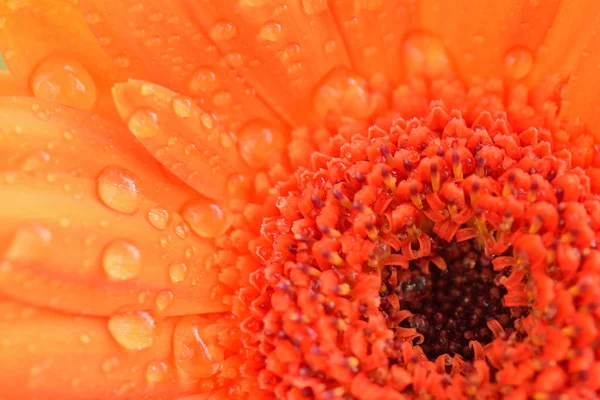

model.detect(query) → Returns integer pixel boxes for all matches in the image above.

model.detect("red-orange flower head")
[1,1,600,400]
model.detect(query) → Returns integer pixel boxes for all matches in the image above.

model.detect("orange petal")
[0,71,30,96]
[183,0,352,125]
[0,97,194,209]
[419,0,561,81]
[0,299,203,399]
[113,80,255,201]
[79,0,284,130]
[0,0,123,118]
[0,171,229,317]
[530,1,600,83]
[328,0,420,84]
[560,18,600,139]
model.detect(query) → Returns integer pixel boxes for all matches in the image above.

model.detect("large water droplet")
[504,46,534,80]
[108,311,156,350]
[102,240,142,281]
[403,32,454,80]
[147,207,170,230]
[173,316,224,380]
[188,68,218,93]
[182,201,230,238]
[259,22,282,42]
[30,55,97,111]
[97,166,143,214]
[301,0,328,15]
[169,263,188,284]
[312,68,371,120]
[128,109,160,139]
[172,96,194,119]
[209,21,237,41]
[238,121,285,168]
[146,360,168,383]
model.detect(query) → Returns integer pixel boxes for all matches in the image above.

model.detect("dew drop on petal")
[108,311,156,351]
[169,263,188,283]
[212,90,232,107]
[146,361,168,383]
[312,68,371,120]
[259,22,282,42]
[21,150,50,172]
[102,357,120,373]
[504,46,534,80]
[301,0,328,15]
[238,121,285,168]
[102,240,142,281]
[97,166,143,214]
[188,68,218,93]
[128,109,160,139]
[209,21,237,41]
[172,96,193,118]
[147,207,170,230]
[182,201,231,238]
[5,224,52,261]
[30,55,97,111]
[173,316,224,380]
[403,32,455,80]
[155,290,174,312]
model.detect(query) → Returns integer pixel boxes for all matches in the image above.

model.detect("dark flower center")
[380,237,529,361]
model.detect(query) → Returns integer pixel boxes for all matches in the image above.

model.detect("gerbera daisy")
[1,0,600,399]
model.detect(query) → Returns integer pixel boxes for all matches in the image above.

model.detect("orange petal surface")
[0,71,31,96]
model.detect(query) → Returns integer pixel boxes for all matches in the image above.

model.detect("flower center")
[381,237,528,361]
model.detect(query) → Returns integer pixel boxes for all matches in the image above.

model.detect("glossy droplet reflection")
[97,166,143,215]
[403,32,454,80]
[145,360,168,383]
[147,207,170,230]
[102,240,142,281]
[30,55,97,111]
[188,68,218,93]
[169,263,188,284]
[259,22,282,42]
[209,21,237,42]
[238,121,285,168]
[173,316,224,380]
[504,46,534,80]
[313,68,371,120]
[182,201,230,238]
[128,109,160,139]
[108,311,156,351]
[6,224,52,261]
[301,0,328,15]
[155,290,174,312]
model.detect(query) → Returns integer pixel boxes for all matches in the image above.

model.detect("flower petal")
[419,0,561,81]
[113,80,254,201]
[79,0,284,130]
[0,71,30,96]
[0,171,229,317]
[0,0,123,118]
[328,0,420,84]
[0,299,194,399]
[0,97,194,209]
[182,0,353,125]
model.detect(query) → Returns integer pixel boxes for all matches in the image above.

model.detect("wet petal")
[0,0,123,118]
[182,0,352,125]
[79,0,284,130]
[0,299,195,399]
[0,171,229,317]
[420,0,561,81]
[0,97,194,209]
[329,0,420,84]
[113,80,254,201]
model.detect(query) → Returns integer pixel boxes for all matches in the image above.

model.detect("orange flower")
[1,1,600,399]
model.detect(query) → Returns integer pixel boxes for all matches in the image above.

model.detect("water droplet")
[240,0,269,6]
[173,316,224,380]
[212,90,232,106]
[30,55,97,111]
[312,68,371,120]
[188,68,218,93]
[301,0,328,15]
[146,360,168,383]
[259,22,282,42]
[108,311,156,351]
[128,109,160,139]
[97,166,143,214]
[102,357,120,373]
[169,263,188,283]
[147,208,170,230]
[21,150,50,172]
[238,121,285,168]
[210,21,236,41]
[324,40,336,54]
[182,201,230,238]
[85,12,101,24]
[172,96,193,118]
[403,32,454,80]
[115,56,131,69]
[155,290,174,312]
[5,224,52,261]
[102,240,142,281]
[200,113,215,130]
[504,46,534,80]
[174,223,189,239]
[224,52,245,69]
[80,334,90,344]
[3,49,14,61]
